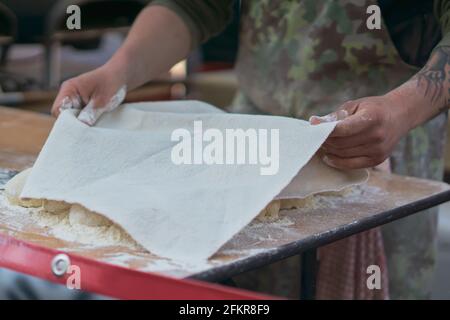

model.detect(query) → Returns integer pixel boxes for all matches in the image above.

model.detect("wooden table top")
[0,106,54,170]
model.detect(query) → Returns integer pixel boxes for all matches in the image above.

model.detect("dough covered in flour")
[256,187,356,222]
[4,169,137,248]
[43,200,71,214]
[5,168,42,208]
[257,200,281,222]
[69,204,112,227]
[257,197,319,222]
[279,197,319,210]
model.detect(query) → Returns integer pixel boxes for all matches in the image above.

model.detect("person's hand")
[51,65,126,125]
[310,95,412,170]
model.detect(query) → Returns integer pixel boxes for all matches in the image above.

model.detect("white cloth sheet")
[22,101,367,262]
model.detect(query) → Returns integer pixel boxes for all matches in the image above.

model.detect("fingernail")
[309,116,320,124]
[313,113,338,123]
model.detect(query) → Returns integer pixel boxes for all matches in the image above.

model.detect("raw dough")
[5,168,42,208]
[257,196,321,222]
[6,169,112,228]
[257,186,357,222]
[279,197,320,210]
[257,200,281,222]
[33,205,139,249]
[4,169,137,248]
[43,200,71,214]
[69,204,112,227]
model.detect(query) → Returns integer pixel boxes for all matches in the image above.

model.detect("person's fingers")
[309,109,349,124]
[323,127,383,149]
[329,109,378,138]
[322,144,370,158]
[322,153,382,170]
[77,86,127,126]
[322,142,386,159]
[105,85,126,111]
[339,99,360,115]
[77,100,99,125]
[309,100,360,125]
[51,81,81,117]
[77,95,115,125]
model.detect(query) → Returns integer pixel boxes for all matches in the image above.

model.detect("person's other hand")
[51,66,126,125]
[310,95,411,169]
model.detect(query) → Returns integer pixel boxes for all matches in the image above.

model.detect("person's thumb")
[309,100,359,125]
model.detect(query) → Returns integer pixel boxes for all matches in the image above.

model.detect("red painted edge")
[0,233,277,300]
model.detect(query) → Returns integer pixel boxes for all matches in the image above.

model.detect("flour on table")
[4,169,139,249]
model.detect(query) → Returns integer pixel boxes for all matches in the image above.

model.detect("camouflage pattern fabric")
[230,0,447,299]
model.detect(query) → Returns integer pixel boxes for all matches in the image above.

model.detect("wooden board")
[0,106,54,170]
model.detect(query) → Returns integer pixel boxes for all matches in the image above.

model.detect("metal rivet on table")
[51,254,70,277]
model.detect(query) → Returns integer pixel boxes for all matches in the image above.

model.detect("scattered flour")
[33,208,140,249]
[1,191,139,250]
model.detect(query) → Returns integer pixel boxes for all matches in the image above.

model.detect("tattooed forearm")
[412,46,450,109]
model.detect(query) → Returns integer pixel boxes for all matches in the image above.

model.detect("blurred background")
[0,0,240,109]
[0,0,449,299]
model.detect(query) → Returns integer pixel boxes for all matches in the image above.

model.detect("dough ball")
[257,200,281,222]
[12,197,41,208]
[69,204,111,227]
[5,168,42,208]
[256,196,322,222]
[43,200,71,214]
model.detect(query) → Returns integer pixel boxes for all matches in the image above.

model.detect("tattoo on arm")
[413,46,450,109]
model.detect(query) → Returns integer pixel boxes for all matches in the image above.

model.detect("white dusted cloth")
[22,101,366,263]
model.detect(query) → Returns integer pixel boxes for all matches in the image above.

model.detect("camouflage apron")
[230,0,447,299]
